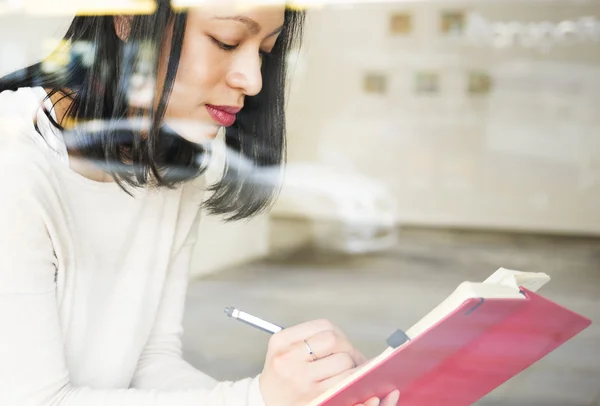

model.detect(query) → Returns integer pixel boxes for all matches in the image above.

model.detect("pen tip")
[224,306,234,317]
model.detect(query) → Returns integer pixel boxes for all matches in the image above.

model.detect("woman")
[0,2,399,405]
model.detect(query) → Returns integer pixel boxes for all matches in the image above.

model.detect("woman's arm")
[0,154,265,406]
[130,212,227,391]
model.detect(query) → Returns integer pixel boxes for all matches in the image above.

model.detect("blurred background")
[189,2,600,405]
[2,0,600,404]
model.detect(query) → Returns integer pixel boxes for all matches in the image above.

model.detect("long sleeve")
[130,210,248,392]
[0,152,266,406]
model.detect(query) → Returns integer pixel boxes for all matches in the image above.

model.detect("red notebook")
[307,269,592,406]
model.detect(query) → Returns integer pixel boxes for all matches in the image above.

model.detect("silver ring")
[304,339,318,361]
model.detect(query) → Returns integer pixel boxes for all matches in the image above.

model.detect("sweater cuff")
[247,374,267,406]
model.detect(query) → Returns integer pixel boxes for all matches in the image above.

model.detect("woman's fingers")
[268,319,341,351]
[362,397,382,406]
[297,329,365,366]
[354,390,400,406]
[380,390,400,406]
[315,364,362,392]
[306,352,356,381]
[261,317,384,406]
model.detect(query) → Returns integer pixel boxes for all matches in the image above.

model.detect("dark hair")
[0,2,305,221]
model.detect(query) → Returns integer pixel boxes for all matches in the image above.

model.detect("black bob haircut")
[0,1,305,221]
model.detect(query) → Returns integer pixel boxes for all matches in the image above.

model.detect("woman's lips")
[205,104,242,127]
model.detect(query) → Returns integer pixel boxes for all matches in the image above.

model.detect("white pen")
[224,306,284,334]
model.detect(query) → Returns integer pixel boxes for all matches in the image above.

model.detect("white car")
[205,140,399,254]
[270,162,399,254]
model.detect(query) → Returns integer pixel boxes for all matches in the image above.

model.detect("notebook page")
[484,268,551,292]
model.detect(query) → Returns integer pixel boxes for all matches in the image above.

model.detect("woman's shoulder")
[0,86,41,128]
[1,87,63,162]
[0,90,58,190]
[0,86,65,151]
[0,86,38,106]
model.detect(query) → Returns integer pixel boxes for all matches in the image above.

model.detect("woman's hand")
[355,390,401,406]
[259,319,373,406]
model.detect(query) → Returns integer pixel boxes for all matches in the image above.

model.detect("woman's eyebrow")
[212,16,261,34]
[212,15,283,37]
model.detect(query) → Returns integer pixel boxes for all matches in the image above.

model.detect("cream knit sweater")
[0,87,264,406]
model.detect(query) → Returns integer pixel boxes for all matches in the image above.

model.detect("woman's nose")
[226,51,263,97]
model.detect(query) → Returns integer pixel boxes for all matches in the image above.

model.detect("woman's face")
[159,5,285,143]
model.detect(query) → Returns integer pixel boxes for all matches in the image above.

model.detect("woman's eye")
[210,37,238,51]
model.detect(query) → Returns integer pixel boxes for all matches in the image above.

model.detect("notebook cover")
[316,288,591,406]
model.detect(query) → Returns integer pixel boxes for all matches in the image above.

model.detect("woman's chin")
[163,118,220,145]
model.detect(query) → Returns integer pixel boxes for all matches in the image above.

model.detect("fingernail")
[366,397,380,406]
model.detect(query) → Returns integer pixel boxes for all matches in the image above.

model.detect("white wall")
[0,12,72,77]
[277,1,600,236]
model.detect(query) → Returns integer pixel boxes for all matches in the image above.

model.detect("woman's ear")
[114,15,134,42]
